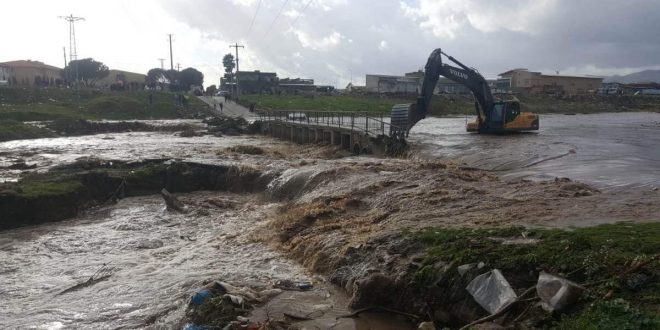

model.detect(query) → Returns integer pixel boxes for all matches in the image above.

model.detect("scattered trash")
[182,322,206,330]
[225,294,245,306]
[190,289,212,306]
[536,271,584,312]
[458,263,476,276]
[466,269,518,314]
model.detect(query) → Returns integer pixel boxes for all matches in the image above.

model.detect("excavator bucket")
[389,103,414,137]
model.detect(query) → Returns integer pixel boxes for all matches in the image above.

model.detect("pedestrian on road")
[220,103,224,112]
[224,95,228,103]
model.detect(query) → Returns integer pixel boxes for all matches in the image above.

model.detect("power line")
[246,0,262,38]
[289,0,313,28]
[262,0,290,39]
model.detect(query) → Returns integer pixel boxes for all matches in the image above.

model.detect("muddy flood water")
[0,112,659,329]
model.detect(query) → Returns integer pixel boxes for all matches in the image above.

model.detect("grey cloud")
[160,0,660,85]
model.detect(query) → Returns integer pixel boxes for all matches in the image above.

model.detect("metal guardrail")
[257,109,402,137]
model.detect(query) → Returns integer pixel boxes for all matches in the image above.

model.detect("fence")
[257,109,402,137]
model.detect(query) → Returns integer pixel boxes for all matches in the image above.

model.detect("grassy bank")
[0,119,56,142]
[0,87,211,122]
[241,93,660,116]
[413,223,660,328]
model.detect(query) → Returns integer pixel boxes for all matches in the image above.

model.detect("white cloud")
[291,30,343,51]
[400,0,556,38]
[378,40,389,51]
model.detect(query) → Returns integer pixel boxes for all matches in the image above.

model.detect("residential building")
[279,77,315,94]
[498,68,603,94]
[0,64,9,85]
[0,60,62,87]
[97,69,146,91]
[365,74,420,94]
[221,70,278,94]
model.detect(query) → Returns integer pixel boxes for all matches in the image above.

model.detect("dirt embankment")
[256,159,660,328]
[0,158,266,230]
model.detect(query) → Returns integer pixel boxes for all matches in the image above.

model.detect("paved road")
[198,96,253,118]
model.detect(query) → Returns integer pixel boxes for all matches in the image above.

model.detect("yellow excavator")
[390,49,539,137]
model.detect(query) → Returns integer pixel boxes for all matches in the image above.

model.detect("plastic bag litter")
[466,269,517,314]
[536,271,584,312]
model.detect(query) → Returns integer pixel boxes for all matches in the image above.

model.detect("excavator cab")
[466,100,539,133]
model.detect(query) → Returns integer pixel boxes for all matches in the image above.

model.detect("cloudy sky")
[3,0,660,87]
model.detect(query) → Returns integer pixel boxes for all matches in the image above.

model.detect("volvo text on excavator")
[390,49,539,137]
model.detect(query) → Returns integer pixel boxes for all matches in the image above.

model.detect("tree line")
[61,58,204,91]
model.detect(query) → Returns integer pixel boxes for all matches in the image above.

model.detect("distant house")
[97,69,146,91]
[235,70,278,94]
[278,77,315,94]
[345,82,365,93]
[0,60,62,87]
[365,73,420,94]
[498,68,603,94]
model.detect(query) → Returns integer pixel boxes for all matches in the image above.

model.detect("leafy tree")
[146,68,168,87]
[178,67,204,90]
[223,54,235,75]
[62,58,109,86]
[206,84,218,95]
[165,69,180,91]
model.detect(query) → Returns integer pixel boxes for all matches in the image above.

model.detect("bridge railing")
[257,109,402,137]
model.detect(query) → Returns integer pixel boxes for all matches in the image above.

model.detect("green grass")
[414,223,660,282]
[554,299,659,330]
[239,93,660,116]
[411,223,660,325]
[17,179,83,198]
[0,119,56,142]
[0,87,211,122]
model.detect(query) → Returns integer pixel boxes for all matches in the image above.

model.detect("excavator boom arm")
[416,49,493,120]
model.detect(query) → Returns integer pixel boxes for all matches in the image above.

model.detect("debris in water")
[160,188,188,212]
[58,263,114,295]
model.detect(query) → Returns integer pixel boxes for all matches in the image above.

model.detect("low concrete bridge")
[256,110,405,154]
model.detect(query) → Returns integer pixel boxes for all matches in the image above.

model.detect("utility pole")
[168,34,174,70]
[176,63,181,71]
[63,47,67,68]
[158,58,165,70]
[229,43,244,98]
[59,14,84,108]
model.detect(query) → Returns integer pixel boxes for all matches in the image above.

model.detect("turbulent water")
[1,113,659,328]
[0,192,311,329]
